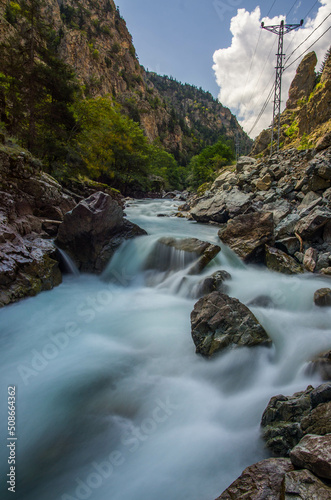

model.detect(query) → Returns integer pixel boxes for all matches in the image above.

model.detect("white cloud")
[212,0,331,138]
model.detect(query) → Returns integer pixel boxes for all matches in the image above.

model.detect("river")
[0,199,330,500]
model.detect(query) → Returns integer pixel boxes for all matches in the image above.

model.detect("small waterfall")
[56,247,80,276]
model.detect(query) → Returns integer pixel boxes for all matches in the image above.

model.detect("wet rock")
[308,351,331,381]
[197,270,231,296]
[56,192,146,273]
[218,212,274,263]
[190,188,253,224]
[146,237,221,274]
[247,295,274,308]
[290,434,331,480]
[282,468,331,499]
[215,458,294,500]
[313,288,331,307]
[261,383,331,456]
[190,291,272,357]
[265,246,304,274]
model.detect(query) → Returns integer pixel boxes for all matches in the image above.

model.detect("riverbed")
[0,199,330,500]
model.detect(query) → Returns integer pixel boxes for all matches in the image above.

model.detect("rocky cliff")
[0,0,250,162]
[252,49,331,156]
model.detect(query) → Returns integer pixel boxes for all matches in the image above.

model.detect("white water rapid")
[1,199,330,500]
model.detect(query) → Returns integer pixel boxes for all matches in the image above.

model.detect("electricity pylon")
[261,19,303,155]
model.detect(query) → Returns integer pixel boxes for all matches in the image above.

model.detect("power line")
[304,0,319,20]
[248,82,275,136]
[286,0,300,19]
[284,25,331,71]
[285,13,331,64]
[266,0,277,18]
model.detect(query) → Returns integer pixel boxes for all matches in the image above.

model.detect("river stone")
[148,237,221,274]
[190,291,271,357]
[308,350,331,381]
[265,246,304,274]
[282,469,331,499]
[56,192,146,273]
[215,458,294,499]
[218,212,274,263]
[197,270,231,296]
[190,188,253,224]
[290,434,331,480]
[303,247,318,272]
[314,288,331,307]
[261,383,331,456]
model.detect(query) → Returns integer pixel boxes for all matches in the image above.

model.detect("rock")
[290,434,331,480]
[218,212,274,263]
[256,173,272,191]
[295,208,331,240]
[197,270,231,296]
[303,247,318,272]
[275,237,300,256]
[261,383,331,456]
[309,350,331,381]
[282,469,331,499]
[308,174,330,192]
[316,132,331,151]
[56,192,146,273]
[323,221,331,242]
[275,214,301,239]
[286,52,317,109]
[298,191,322,212]
[190,291,272,357]
[147,237,221,275]
[236,156,257,173]
[265,246,304,274]
[320,267,331,275]
[215,458,294,500]
[316,252,331,271]
[247,295,274,308]
[190,188,253,224]
[313,288,331,307]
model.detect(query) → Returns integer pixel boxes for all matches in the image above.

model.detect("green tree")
[73,97,152,193]
[188,138,234,190]
[0,0,79,168]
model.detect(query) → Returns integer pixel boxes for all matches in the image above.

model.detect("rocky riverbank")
[0,144,146,307]
[181,145,331,276]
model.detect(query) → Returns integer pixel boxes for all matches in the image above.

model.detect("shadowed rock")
[290,434,331,480]
[219,212,274,263]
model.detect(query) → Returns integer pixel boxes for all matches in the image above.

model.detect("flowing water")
[1,199,331,500]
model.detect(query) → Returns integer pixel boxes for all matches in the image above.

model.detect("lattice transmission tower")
[261,19,303,155]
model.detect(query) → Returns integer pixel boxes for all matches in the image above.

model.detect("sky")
[115,0,331,137]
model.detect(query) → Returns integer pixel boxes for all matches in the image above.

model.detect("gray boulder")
[191,291,271,357]
[190,188,253,224]
[282,469,331,499]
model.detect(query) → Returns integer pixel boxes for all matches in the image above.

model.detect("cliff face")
[0,0,251,162]
[252,50,331,156]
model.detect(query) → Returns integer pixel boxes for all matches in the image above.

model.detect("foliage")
[187,138,234,190]
[0,0,80,173]
[284,120,299,139]
[298,133,314,150]
[72,97,183,193]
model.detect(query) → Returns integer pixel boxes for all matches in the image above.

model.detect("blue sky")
[115,1,330,135]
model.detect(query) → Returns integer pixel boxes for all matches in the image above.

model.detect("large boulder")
[145,237,221,274]
[265,246,304,274]
[286,52,317,109]
[218,212,274,263]
[282,469,331,499]
[56,191,146,273]
[290,434,331,480]
[190,291,272,357]
[261,383,331,456]
[308,350,331,381]
[190,188,253,224]
[216,458,294,500]
[314,288,331,307]
[294,208,331,241]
